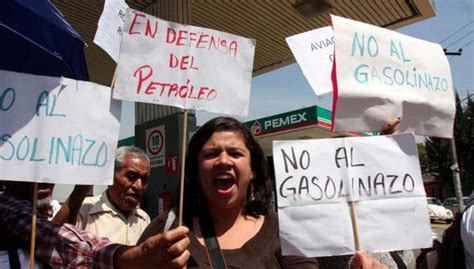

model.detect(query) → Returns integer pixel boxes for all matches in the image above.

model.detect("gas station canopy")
[53,0,436,86]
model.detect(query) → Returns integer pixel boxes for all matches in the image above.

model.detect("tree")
[424,137,453,195]
[425,92,473,197]
[417,143,430,175]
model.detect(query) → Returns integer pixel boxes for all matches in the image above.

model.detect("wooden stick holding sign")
[29,183,38,269]
[111,10,255,224]
[178,109,188,226]
[349,201,361,251]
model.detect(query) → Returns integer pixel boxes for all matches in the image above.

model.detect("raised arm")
[0,193,190,268]
[51,185,92,225]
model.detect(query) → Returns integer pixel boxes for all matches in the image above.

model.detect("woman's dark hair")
[184,116,273,222]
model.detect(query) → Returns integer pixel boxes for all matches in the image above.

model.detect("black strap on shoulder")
[198,208,227,269]
[8,248,21,269]
[389,251,407,269]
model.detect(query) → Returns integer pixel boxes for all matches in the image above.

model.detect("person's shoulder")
[79,195,101,214]
[83,195,101,204]
[136,208,151,222]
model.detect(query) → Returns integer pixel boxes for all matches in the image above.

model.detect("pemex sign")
[245,106,326,137]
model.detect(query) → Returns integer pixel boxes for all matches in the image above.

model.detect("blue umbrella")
[0,0,89,80]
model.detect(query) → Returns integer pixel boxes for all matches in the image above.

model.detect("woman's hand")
[351,251,388,269]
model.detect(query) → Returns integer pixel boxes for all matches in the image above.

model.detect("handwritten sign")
[273,133,432,257]
[286,26,334,96]
[113,9,256,116]
[94,0,129,62]
[331,15,456,138]
[0,70,121,185]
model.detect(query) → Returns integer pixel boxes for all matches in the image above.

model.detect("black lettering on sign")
[325,176,336,199]
[403,173,415,192]
[338,178,349,198]
[388,175,402,194]
[335,147,365,168]
[310,176,323,201]
[279,175,296,198]
[281,147,310,173]
[299,176,310,194]
[350,147,364,167]
[358,176,372,197]
[335,147,348,168]
[373,173,386,196]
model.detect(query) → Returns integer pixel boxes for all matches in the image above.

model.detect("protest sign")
[331,15,455,138]
[286,26,334,96]
[113,9,256,116]
[273,133,432,257]
[0,70,121,185]
[94,0,129,62]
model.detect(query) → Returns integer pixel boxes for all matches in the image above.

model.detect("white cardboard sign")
[0,70,121,185]
[273,133,432,257]
[114,9,256,116]
[94,0,129,62]
[331,15,456,138]
[286,26,334,96]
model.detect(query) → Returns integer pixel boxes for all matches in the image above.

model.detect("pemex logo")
[250,120,262,135]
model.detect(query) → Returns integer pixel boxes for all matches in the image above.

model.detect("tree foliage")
[424,93,473,196]
[417,143,430,175]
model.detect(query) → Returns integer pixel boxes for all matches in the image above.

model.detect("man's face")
[108,155,150,213]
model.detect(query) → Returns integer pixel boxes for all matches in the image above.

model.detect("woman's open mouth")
[214,174,236,194]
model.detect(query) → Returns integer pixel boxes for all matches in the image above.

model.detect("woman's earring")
[250,181,255,201]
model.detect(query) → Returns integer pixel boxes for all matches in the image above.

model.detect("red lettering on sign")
[164,27,239,56]
[129,13,145,35]
[207,89,217,100]
[168,84,179,97]
[168,54,199,70]
[169,54,178,68]
[176,30,187,46]
[196,34,209,49]
[197,87,209,100]
[229,41,238,56]
[132,65,218,101]
[189,32,197,44]
[133,65,153,94]
[144,82,166,95]
[166,28,176,43]
[180,55,190,69]
[145,20,158,38]
[128,12,158,38]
